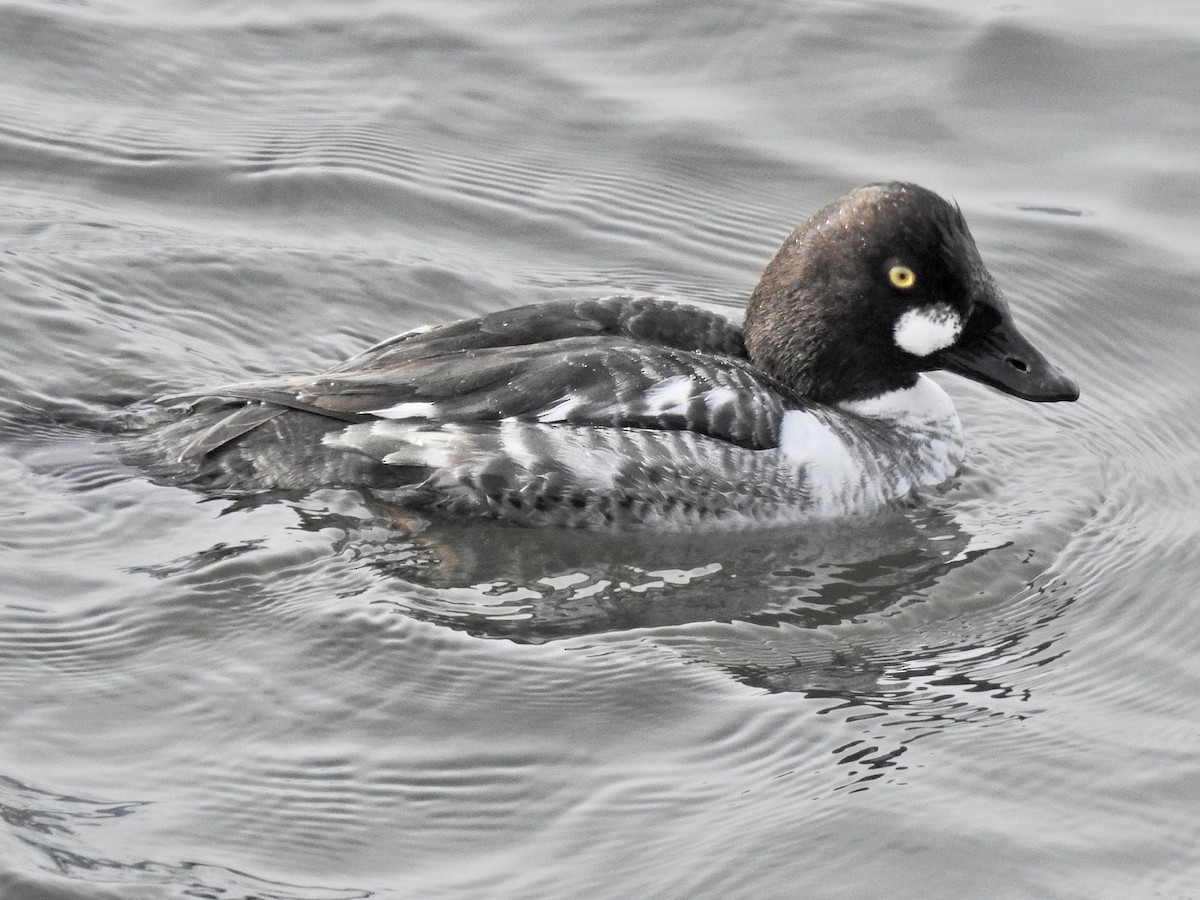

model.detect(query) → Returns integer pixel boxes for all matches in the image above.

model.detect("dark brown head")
[744,182,1078,405]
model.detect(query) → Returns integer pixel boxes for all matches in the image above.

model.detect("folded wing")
[164,297,802,460]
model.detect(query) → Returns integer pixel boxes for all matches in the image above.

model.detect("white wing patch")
[367,401,438,420]
[536,395,582,423]
[323,379,965,522]
[326,421,456,469]
[702,386,739,414]
[326,419,626,491]
[495,420,542,473]
[893,304,962,357]
[642,375,696,416]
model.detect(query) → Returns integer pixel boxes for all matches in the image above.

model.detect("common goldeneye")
[144,182,1078,527]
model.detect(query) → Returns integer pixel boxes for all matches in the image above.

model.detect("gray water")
[2,1,1199,898]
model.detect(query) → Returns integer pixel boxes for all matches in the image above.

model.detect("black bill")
[934,294,1079,402]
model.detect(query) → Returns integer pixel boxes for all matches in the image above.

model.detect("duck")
[144,182,1078,528]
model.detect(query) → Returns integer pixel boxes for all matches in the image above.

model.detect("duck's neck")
[778,376,965,516]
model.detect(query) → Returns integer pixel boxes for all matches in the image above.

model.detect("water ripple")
[0,774,369,899]
[3,1,1200,896]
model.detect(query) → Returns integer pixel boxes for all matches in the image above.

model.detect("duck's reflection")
[309,498,983,643]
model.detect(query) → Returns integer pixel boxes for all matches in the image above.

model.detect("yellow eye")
[888,265,917,289]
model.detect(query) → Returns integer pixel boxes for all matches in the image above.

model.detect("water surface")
[2,1,1199,898]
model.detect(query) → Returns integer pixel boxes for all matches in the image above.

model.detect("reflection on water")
[0,776,369,900]
[86,447,1077,803]
[344,501,984,641]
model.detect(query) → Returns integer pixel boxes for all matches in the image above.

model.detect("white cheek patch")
[893,304,963,357]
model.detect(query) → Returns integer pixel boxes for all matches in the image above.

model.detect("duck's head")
[744,182,1079,406]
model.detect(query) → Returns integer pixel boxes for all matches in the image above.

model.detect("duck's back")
[135,297,811,526]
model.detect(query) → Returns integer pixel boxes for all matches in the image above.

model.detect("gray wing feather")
[162,297,800,457]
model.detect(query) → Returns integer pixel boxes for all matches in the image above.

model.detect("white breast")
[780,376,964,516]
